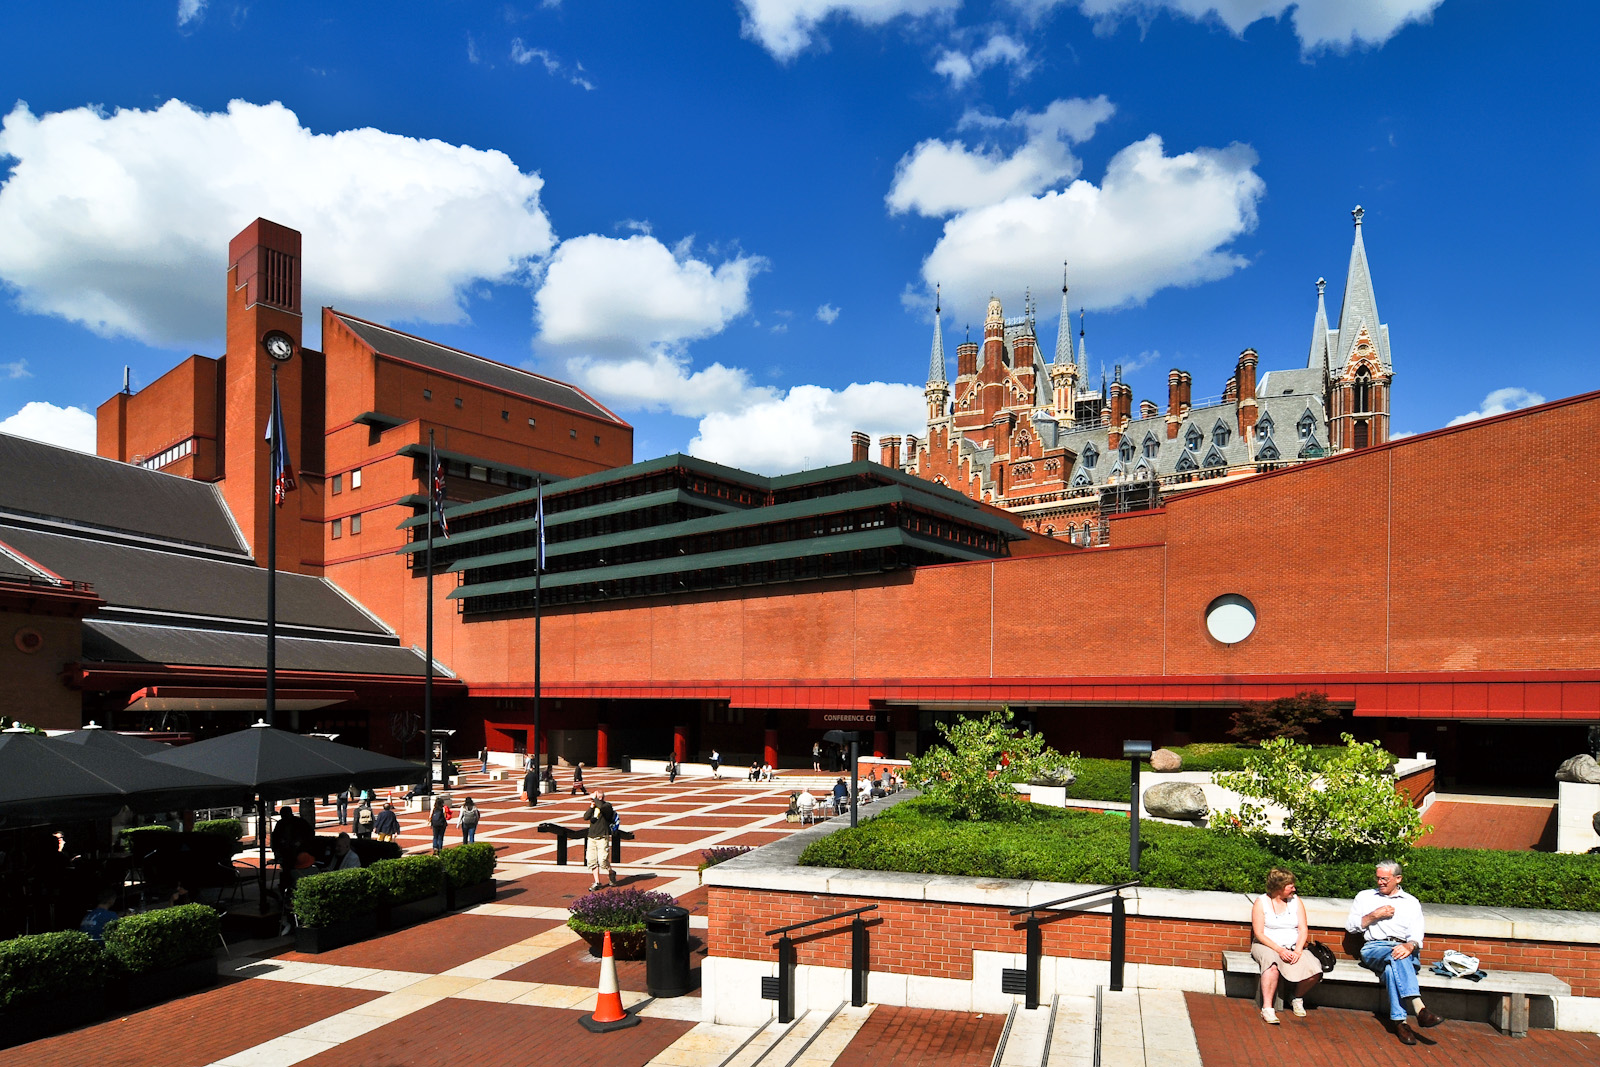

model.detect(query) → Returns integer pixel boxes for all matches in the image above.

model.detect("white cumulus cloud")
[1073,0,1445,52]
[0,99,555,350]
[816,303,841,324]
[177,0,206,27]
[1446,387,1545,427]
[915,132,1264,322]
[933,33,1035,87]
[0,401,97,454]
[739,0,960,61]
[535,233,765,356]
[563,351,775,419]
[690,381,926,474]
[887,97,1115,217]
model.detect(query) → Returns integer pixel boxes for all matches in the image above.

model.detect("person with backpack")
[459,797,480,844]
[353,797,375,841]
[429,797,449,853]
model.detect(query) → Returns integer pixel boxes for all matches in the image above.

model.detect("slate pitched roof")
[82,620,434,676]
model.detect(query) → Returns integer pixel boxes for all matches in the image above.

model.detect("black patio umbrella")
[0,731,250,821]
[51,725,174,757]
[146,722,426,911]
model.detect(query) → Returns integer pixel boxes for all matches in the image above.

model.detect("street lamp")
[1122,739,1152,875]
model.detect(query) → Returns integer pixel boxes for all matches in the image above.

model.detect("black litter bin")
[644,904,692,997]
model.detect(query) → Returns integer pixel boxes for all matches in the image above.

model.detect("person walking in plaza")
[1250,867,1322,1024]
[710,748,721,779]
[479,746,489,774]
[666,753,678,783]
[571,761,588,795]
[1346,860,1443,1044]
[523,760,539,806]
[353,796,375,841]
[335,787,350,827]
[812,741,822,771]
[429,797,449,853]
[373,801,400,843]
[584,789,618,891]
[459,797,480,844]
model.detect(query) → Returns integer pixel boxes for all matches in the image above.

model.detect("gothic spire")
[1077,308,1090,376]
[1053,262,1074,366]
[1334,205,1390,372]
[1306,275,1331,374]
[926,284,947,387]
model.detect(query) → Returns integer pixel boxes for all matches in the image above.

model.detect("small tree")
[909,707,1077,822]
[1209,733,1425,864]
[1228,690,1339,744]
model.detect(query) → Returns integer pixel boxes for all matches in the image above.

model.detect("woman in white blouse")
[1250,866,1323,1023]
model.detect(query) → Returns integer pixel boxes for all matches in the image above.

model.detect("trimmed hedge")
[369,854,444,906]
[121,824,175,851]
[798,799,1600,913]
[0,930,110,1008]
[1064,745,1390,802]
[292,868,379,928]
[104,904,220,975]
[439,843,496,888]
[193,818,242,843]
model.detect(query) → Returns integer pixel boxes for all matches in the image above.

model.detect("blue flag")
[265,376,296,506]
[535,479,546,572]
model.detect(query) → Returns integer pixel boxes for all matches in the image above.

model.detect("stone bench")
[1222,950,1570,1037]
[487,768,507,781]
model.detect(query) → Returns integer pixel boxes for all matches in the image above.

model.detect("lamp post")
[261,330,295,731]
[1113,739,1152,992]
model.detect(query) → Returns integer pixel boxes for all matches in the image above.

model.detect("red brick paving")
[1420,802,1557,851]
[624,827,726,843]
[495,871,670,908]
[0,978,379,1067]
[295,1000,694,1067]
[1185,991,1600,1066]
[276,914,559,973]
[658,814,770,827]
[832,1006,1006,1067]
[498,933,706,995]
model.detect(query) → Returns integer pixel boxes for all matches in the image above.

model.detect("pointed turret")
[1333,206,1391,373]
[1053,264,1074,366]
[926,285,947,387]
[1079,309,1092,382]
[1049,264,1079,424]
[1306,276,1331,374]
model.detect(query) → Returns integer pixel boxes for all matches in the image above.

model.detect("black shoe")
[1416,1008,1444,1028]
[1393,1021,1417,1045]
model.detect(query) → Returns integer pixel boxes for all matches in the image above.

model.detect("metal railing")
[1006,881,1141,1006]
[534,822,636,865]
[763,904,877,1022]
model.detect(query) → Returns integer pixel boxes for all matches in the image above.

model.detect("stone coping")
[705,788,1600,946]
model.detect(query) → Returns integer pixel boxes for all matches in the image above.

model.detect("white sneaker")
[1261,1008,1279,1025]
[1291,998,1306,1017]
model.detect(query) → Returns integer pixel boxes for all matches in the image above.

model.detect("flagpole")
[267,364,279,731]
[424,429,436,797]
[531,476,543,808]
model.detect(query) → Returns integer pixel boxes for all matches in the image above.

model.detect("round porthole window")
[1205,594,1257,645]
[13,628,43,654]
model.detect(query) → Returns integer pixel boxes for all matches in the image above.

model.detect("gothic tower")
[1048,263,1078,426]
[1326,206,1394,451]
[925,285,949,422]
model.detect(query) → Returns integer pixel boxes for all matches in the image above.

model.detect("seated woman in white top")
[1250,866,1323,1024]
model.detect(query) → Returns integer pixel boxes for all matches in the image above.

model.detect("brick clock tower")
[222,219,323,573]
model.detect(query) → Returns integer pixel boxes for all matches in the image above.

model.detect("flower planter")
[574,928,647,960]
[447,878,497,911]
[0,989,107,1049]
[294,912,378,954]
[378,891,448,931]
[115,957,218,1011]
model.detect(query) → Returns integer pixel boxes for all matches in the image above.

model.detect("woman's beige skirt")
[1251,942,1322,983]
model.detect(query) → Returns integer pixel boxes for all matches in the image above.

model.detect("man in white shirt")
[1344,859,1443,1044]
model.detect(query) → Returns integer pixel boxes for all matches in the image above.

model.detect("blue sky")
[0,1,1595,472]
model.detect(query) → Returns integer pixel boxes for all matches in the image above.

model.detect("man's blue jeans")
[1359,939,1421,1020]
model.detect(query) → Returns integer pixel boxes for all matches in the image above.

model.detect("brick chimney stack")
[957,339,979,378]
[850,431,869,463]
[1167,369,1182,439]
[879,435,902,469]
[1222,374,1238,403]
[1180,371,1192,416]
[1140,399,1158,420]
[1236,348,1258,438]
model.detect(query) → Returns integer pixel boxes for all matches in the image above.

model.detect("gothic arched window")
[1072,469,1093,487]
[1297,410,1316,440]
[1354,419,1370,449]
[1118,438,1134,462]
[1184,425,1202,451]
[1353,366,1372,412]
[1212,420,1231,448]
[1176,450,1198,472]
[1142,432,1160,459]
[1256,413,1274,438]
[1256,437,1280,461]
[1082,443,1098,469]
[1203,444,1228,469]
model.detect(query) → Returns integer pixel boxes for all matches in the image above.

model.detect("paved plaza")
[5,767,1596,1067]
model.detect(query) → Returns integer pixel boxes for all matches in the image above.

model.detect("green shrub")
[909,707,1077,821]
[1064,759,1134,802]
[193,818,242,843]
[0,931,110,1008]
[439,843,496,888]
[368,854,444,906]
[121,824,175,851]
[103,904,220,974]
[292,868,379,928]
[798,798,1600,913]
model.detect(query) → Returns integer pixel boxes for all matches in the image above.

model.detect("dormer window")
[1256,438,1280,461]
[1257,413,1275,438]
[1297,410,1316,440]
[1185,425,1202,451]
[1142,433,1160,459]
[1176,450,1198,472]
[1203,444,1228,469]
[1212,420,1231,448]
[1082,443,1098,469]
[1072,469,1093,487]
[1118,438,1134,462]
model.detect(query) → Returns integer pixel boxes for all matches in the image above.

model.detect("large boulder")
[1592,811,1600,837]
[1143,782,1208,821]
[1555,754,1600,784]
[1028,765,1077,788]
[1149,748,1183,773]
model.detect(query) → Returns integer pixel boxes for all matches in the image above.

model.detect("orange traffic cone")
[579,930,641,1032]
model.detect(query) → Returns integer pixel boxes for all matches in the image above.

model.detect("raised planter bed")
[448,878,496,911]
[115,957,219,1011]
[574,928,647,960]
[0,989,107,1049]
[379,891,447,931]
[295,912,378,954]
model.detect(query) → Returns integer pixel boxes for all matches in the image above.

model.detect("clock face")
[264,332,294,361]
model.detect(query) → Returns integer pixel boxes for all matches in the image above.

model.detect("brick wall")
[708,885,1600,997]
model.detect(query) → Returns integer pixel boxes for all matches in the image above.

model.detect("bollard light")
[1122,740,1152,876]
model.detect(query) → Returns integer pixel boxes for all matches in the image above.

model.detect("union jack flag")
[265,375,296,506]
[431,449,449,538]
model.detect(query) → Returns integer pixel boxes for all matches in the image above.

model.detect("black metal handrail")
[765,903,876,937]
[1010,880,1140,916]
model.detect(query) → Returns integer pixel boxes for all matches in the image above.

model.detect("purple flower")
[700,845,753,868]
[567,886,676,928]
